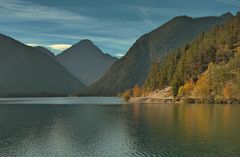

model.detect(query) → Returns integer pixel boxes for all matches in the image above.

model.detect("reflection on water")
[128,103,240,156]
[0,97,239,157]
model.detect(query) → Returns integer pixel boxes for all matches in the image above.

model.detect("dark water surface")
[0,97,239,157]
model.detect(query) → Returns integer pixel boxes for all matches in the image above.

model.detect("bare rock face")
[129,87,174,104]
[56,40,117,85]
[0,34,85,97]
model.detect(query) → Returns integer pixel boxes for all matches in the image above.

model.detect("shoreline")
[127,87,240,104]
[129,96,240,104]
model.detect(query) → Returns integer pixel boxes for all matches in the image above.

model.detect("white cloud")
[26,43,72,51]
[0,0,89,22]
[26,43,71,52]
[1,0,189,56]
[116,53,125,57]
[0,0,152,56]
[216,0,240,6]
[26,43,39,47]
[23,32,136,53]
[48,44,72,51]
[137,6,154,26]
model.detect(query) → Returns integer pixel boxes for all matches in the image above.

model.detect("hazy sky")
[0,0,239,57]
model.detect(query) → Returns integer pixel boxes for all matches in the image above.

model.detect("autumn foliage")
[122,89,132,100]
[143,13,240,103]
[133,84,142,97]
[178,79,195,97]
[193,75,210,98]
[223,83,232,100]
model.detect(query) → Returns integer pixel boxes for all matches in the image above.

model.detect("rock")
[180,97,195,104]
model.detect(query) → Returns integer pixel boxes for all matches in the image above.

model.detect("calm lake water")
[0,97,239,157]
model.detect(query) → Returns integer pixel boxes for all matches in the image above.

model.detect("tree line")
[124,12,240,103]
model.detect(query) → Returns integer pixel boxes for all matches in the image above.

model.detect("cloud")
[26,43,71,52]
[137,6,154,26]
[3,0,229,57]
[216,0,240,6]
[116,53,125,57]
[0,0,89,22]
[0,0,143,56]
[26,43,39,47]
[19,31,136,54]
[48,44,72,51]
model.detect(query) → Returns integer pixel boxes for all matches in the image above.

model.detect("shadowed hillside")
[35,46,55,57]
[83,13,233,96]
[132,12,240,104]
[0,34,85,97]
[57,40,117,85]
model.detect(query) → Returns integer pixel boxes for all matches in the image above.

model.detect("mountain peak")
[220,12,234,19]
[173,15,193,21]
[84,12,233,96]
[0,34,85,96]
[68,39,99,53]
[56,39,117,85]
[76,39,94,46]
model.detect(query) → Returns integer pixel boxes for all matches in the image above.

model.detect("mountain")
[35,46,55,57]
[56,39,117,85]
[83,13,233,96]
[143,12,240,103]
[0,34,85,97]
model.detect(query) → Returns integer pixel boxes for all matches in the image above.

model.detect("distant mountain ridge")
[0,34,85,96]
[57,39,118,85]
[83,13,234,96]
[35,46,55,57]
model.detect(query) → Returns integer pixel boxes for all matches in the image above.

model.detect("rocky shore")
[129,87,177,104]
[129,87,240,104]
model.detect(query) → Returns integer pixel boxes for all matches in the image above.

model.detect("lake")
[0,97,239,157]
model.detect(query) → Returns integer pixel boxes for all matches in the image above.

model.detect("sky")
[0,0,239,57]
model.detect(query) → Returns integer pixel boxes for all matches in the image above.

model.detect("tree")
[223,83,232,100]
[193,74,210,98]
[133,84,142,97]
[171,77,183,97]
[144,63,160,90]
[178,79,195,97]
[143,14,240,101]
[122,89,132,100]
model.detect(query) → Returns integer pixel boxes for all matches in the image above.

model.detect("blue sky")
[0,0,239,57]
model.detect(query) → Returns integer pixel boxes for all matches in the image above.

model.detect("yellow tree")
[141,87,149,97]
[133,84,142,97]
[178,79,195,97]
[223,83,232,100]
[122,89,132,100]
[193,74,210,98]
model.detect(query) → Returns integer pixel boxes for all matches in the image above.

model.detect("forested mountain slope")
[84,13,233,96]
[144,12,240,103]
